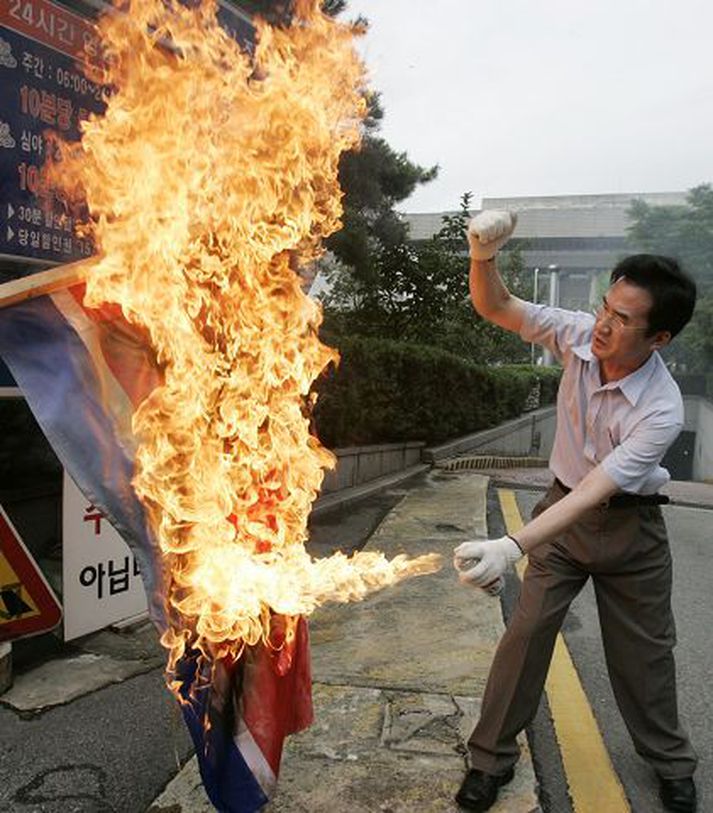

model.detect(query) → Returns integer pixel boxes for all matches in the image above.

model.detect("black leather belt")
[554,477,670,508]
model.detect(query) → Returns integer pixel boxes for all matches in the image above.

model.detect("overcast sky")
[346,0,713,212]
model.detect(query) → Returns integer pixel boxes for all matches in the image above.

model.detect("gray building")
[404,191,687,311]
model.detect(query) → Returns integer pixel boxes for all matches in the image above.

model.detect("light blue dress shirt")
[520,302,683,495]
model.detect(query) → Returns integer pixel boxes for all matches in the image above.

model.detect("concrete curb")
[0,620,164,714]
[311,463,430,517]
[0,652,156,713]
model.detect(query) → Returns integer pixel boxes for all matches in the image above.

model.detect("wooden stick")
[0,261,87,310]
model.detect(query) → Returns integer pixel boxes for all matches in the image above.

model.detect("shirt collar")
[573,343,659,406]
[616,352,659,406]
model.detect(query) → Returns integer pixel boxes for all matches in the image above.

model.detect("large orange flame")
[48,0,440,675]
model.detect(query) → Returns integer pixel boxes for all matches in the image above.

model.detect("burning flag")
[0,0,440,809]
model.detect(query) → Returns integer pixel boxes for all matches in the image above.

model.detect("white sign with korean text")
[62,471,147,640]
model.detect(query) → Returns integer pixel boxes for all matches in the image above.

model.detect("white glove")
[482,576,505,596]
[453,536,523,587]
[467,210,517,261]
[453,555,505,596]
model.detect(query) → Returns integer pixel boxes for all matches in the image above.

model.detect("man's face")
[591,278,669,368]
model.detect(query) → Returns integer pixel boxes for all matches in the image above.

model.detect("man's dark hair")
[610,254,697,338]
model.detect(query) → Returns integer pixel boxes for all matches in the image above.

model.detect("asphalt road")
[0,668,192,812]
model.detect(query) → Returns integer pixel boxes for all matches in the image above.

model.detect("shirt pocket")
[606,423,621,450]
[595,422,621,463]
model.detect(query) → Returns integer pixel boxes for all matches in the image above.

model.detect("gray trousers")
[468,481,698,779]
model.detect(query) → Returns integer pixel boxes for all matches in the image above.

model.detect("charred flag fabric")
[0,286,313,812]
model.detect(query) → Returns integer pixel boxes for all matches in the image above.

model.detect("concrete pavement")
[151,470,540,812]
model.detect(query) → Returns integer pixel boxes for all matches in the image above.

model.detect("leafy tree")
[322,194,530,365]
[628,185,713,290]
[328,119,437,282]
[627,184,713,371]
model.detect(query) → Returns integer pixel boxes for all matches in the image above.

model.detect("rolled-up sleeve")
[519,302,594,362]
[600,413,682,493]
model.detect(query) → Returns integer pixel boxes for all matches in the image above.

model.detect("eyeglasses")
[592,299,649,332]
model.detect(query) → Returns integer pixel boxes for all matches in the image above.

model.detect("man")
[454,211,698,813]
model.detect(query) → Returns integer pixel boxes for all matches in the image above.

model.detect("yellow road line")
[497,488,630,813]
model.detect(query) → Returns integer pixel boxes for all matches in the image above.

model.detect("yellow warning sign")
[0,506,62,641]
[1,550,40,622]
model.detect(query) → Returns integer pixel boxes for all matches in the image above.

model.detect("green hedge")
[312,336,562,448]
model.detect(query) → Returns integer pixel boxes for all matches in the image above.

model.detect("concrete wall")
[420,397,713,482]
[693,397,713,482]
[320,394,713,497]
[682,395,700,433]
[423,406,558,463]
[321,441,426,494]
[319,409,558,498]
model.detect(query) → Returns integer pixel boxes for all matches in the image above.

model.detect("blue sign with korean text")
[1,0,255,275]
[0,0,105,268]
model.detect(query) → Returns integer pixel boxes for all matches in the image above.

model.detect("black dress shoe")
[455,767,515,812]
[659,776,697,813]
